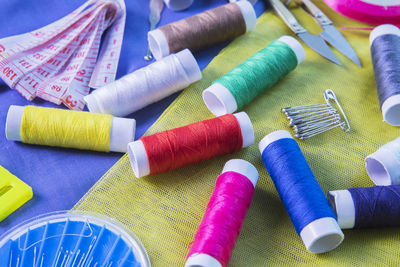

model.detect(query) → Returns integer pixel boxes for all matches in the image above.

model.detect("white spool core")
[148,1,256,60]
[366,143,400,185]
[128,112,254,178]
[5,105,135,153]
[5,105,24,141]
[175,48,202,83]
[222,159,259,187]
[370,24,400,45]
[328,190,355,229]
[185,253,222,267]
[164,0,193,11]
[202,36,304,116]
[258,130,344,253]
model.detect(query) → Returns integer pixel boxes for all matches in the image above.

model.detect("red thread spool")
[128,112,254,178]
[185,159,259,267]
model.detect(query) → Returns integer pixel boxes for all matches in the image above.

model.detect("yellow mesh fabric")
[74,2,400,265]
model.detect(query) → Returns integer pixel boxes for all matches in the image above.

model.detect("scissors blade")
[320,25,362,67]
[297,31,341,65]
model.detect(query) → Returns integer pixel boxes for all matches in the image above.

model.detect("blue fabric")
[0,0,266,236]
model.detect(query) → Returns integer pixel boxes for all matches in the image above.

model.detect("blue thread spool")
[370,24,400,126]
[258,130,344,253]
[328,185,400,229]
[0,211,150,266]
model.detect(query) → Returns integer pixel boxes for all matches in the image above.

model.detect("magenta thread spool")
[185,159,258,267]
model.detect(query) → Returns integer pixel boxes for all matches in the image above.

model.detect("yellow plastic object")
[0,166,32,222]
[74,1,400,266]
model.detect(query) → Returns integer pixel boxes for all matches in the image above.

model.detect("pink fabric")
[186,171,255,266]
[324,0,400,26]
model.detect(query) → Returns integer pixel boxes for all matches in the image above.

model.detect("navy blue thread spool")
[370,24,400,126]
[365,137,400,185]
[258,130,344,253]
[328,185,400,229]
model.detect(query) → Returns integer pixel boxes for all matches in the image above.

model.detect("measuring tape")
[0,0,126,110]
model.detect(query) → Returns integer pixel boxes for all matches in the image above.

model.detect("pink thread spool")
[185,159,259,267]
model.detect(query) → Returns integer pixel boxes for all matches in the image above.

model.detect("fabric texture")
[0,0,265,236]
[74,1,400,265]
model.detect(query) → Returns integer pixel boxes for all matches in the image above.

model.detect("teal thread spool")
[203,36,305,116]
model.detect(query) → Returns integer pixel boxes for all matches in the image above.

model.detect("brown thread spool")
[148,1,256,60]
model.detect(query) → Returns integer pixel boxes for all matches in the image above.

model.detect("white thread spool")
[365,137,400,185]
[128,112,254,178]
[327,190,356,229]
[5,105,135,153]
[258,130,344,253]
[203,36,305,116]
[164,0,193,11]
[148,1,257,60]
[84,49,201,117]
[370,24,400,126]
[184,158,258,267]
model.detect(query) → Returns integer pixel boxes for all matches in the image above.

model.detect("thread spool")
[203,36,305,116]
[328,185,400,229]
[84,49,201,116]
[258,130,344,253]
[164,0,193,11]
[148,1,256,60]
[185,159,259,267]
[370,24,400,126]
[365,137,400,185]
[5,105,135,153]
[128,112,254,178]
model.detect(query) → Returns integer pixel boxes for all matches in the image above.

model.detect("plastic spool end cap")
[235,0,257,32]
[365,147,400,185]
[185,253,222,267]
[328,190,355,229]
[203,83,238,116]
[300,217,344,253]
[148,29,170,60]
[5,105,25,141]
[84,93,105,114]
[175,49,202,83]
[233,112,254,148]
[109,117,136,153]
[381,95,400,126]
[370,24,400,45]
[222,159,259,187]
[164,0,194,11]
[258,130,293,154]
[278,35,306,65]
[128,140,150,178]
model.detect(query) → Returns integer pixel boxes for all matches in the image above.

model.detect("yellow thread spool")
[5,105,136,153]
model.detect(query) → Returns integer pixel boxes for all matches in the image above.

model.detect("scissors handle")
[300,0,332,25]
[269,0,306,34]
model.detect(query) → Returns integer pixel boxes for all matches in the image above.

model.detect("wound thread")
[371,34,400,108]
[370,25,400,125]
[20,106,112,152]
[259,131,343,253]
[84,49,201,116]
[141,114,243,175]
[215,40,298,110]
[187,172,255,267]
[149,2,256,59]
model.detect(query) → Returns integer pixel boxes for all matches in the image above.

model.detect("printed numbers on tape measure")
[3,67,17,81]
[19,60,32,69]
[51,85,62,92]
[24,76,39,88]
[37,68,50,78]
[0,44,5,53]
[64,95,77,108]
[47,58,61,66]
[33,53,46,61]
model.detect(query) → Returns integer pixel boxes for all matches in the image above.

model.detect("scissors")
[269,0,361,66]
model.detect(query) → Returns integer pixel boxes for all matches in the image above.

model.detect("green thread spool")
[202,36,305,116]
